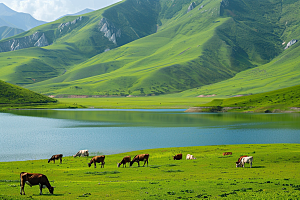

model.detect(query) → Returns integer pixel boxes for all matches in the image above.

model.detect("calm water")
[1,109,300,162]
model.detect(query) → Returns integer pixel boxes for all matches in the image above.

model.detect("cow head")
[88,163,92,167]
[48,159,51,163]
[117,163,121,168]
[49,186,54,194]
[129,161,134,166]
[236,161,242,168]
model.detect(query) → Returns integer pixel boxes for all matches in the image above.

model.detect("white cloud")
[0,0,122,22]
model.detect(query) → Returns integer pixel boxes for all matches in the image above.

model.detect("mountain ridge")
[56,8,95,20]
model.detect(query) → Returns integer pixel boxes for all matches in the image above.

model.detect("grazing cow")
[20,172,54,195]
[48,154,63,164]
[130,154,149,167]
[186,154,196,160]
[223,152,232,156]
[88,155,105,168]
[117,156,131,168]
[173,153,182,160]
[237,155,248,163]
[73,150,89,157]
[236,156,253,168]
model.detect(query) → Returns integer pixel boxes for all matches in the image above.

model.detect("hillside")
[192,84,300,113]
[0,80,56,104]
[0,0,299,97]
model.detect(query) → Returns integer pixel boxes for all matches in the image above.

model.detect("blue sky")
[0,0,122,22]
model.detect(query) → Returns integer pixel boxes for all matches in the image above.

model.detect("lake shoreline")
[185,106,300,113]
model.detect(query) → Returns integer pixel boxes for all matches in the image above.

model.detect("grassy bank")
[1,144,299,199]
[194,84,300,113]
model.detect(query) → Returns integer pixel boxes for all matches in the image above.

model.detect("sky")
[0,0,122,22]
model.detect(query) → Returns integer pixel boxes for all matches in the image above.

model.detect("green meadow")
[58,96,211,109]
[0,144,299,199]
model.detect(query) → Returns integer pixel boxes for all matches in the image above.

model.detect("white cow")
[186,154,196,160]
[73,150,89,157]
[236,156,253,168]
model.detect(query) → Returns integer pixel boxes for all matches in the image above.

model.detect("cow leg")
[137,161,140,167]
[94,162,97,168]
[60,158,62,164]
[20,176,25,195]
[39,184,43,195]
[20,184,25,195]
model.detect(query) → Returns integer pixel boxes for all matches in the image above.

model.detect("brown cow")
[173,153,182,160]
[88,155,105,168]
[130,154,149,167]
[48,154,63,164]
[223,152,232,156]
[117,156,131,168]
[20,172,54,195]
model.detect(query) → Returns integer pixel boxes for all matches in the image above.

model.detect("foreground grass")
[1,144,299,199]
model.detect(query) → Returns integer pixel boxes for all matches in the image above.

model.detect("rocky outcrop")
[284,39,297,50]
[99,18,121,45]
[34,33,49,47]
[187,2,196,13]
[58,16,83,32]
[0,31,49,52]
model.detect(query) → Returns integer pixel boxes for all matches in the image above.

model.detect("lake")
[1,109,300,162]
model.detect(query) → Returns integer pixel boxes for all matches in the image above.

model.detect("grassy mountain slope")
[26,0,270,96]
[172,0,300,97]
[27,0,228,96]
[173,39,300,97]
[1,0,299,97]
[0,80,56,104]
[197,84,300,112]
[0,0,159,86]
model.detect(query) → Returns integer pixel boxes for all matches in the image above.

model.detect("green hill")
[195,84,300,113]
[0,0,300,97]
[0,80,56,104]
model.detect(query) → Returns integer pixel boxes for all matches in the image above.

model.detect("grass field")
[58,96,211,109]
[0,144,299,199]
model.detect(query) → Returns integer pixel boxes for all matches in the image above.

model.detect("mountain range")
[0,0,299,97]
[0,26,24,40]
[0,3,46,31]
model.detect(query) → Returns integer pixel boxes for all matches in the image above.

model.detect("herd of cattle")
[20,150,253,195]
